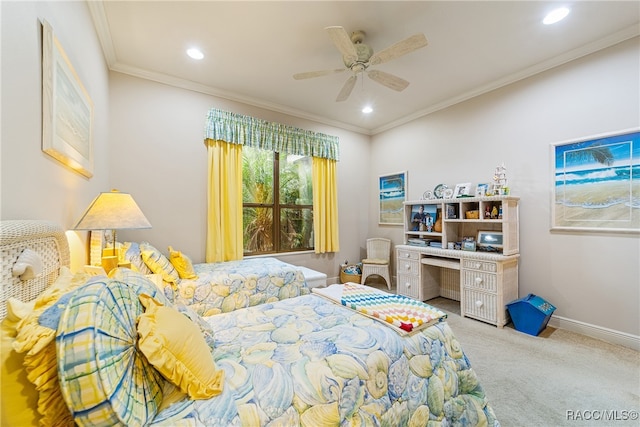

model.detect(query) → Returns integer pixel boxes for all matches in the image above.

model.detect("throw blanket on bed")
[340,283,446,332]
[313,283,446,334]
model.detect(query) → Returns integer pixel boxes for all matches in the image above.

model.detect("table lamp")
[74,189,151,273]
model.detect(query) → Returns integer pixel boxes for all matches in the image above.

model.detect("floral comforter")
[162,258,309,317]
[152,294,499,426]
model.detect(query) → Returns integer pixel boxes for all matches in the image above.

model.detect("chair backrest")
[366,238,391,261]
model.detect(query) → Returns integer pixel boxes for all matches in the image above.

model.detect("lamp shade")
[74,190,152,230]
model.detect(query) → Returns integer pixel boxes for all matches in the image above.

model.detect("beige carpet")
[364,280,640,426]
[430,297,640,427]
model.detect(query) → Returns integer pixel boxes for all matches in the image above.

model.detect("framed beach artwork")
[42,20,94,178]
[379,171,407,225]
[551,128,639,233]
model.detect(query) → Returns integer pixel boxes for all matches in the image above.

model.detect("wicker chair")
[360,238,392,290]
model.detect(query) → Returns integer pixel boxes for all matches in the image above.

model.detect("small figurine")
[491,205,498,219]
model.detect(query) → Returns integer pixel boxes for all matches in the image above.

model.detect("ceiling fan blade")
[293,68,345,80]
[325,26,358,64]
[368,33,428,66]
[336,75,358,102]
[367,70,409,92]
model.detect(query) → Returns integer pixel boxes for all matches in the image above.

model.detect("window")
[242,146,313,255]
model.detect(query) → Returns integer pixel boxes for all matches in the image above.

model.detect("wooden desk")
[396,245,519,328]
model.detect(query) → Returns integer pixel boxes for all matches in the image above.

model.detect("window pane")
[243,147,273,204]
[243,207,273,254]
[280,208,313,251]
[279,154,312,205]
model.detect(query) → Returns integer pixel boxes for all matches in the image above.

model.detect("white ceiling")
[88,1,639,135]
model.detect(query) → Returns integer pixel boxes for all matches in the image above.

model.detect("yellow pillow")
[137,294,224,399]
[168,246,198,280]
[1,299,39,427]
[12,267,90,426]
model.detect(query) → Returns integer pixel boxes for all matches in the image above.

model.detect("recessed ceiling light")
[186,48,204,60]
[543,7,570,25]
[362,105,373,114]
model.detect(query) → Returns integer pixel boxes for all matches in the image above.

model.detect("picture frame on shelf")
[462,236,476,251]
[550,128,639,233]
[41,20,94,178]
[475,183,489,197]
[453,182,472,198]
[410,204,437,231]
[379,171,407,225]
[445,204,457,219]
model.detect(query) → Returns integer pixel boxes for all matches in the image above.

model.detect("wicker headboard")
[0,220,70,318]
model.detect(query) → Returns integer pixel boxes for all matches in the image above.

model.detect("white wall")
[1,0,110,270]
[108,72,371,281]
[370,38,640,342]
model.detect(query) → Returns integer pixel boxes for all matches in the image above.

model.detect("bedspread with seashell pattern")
[151,294,499,426]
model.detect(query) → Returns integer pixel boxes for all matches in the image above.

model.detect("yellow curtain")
[205,139,243,262]
[312,156,340,253]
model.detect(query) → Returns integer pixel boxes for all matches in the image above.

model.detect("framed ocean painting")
[379,171,407,225]
[42,20,94,178]
[551,128,639,233]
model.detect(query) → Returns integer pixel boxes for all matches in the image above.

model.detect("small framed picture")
[453,182,472,198]
[445,204,457,219]
[475,183,489,197]
[462,236,476,251]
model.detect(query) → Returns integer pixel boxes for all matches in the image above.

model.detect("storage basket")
[465,210,479,219]
[340,265,362,284]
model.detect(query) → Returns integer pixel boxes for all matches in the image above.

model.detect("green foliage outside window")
[242,147,313,255]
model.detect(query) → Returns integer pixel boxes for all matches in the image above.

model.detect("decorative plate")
[422,190,433,200]
[443,188,454,199]
[433,184,448,199]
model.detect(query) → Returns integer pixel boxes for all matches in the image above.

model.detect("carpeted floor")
[364,281,640,426]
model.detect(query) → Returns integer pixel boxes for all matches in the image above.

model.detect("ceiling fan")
[293,26,428,102]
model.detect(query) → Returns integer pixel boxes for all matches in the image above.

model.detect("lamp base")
[101,256,119,274]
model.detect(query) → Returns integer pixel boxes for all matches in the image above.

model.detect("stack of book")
[429,241,442,248]
[408,238,431,247]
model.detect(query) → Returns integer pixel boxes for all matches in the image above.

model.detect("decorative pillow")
[109,267,174,305]
[12,267,90,426]
[168,246,198,279]
[122,241,152,274]
[140,242,180,284]
[137,294,224,400]
[173,301,216,352]
[56,279,165,426]
[1,299,39,427]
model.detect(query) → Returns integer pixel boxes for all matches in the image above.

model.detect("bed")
[1,220,499,426]
[119,241,313,317]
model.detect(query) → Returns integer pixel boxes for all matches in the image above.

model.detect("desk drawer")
[397,259,420,276]
[397,249,419,260]
[462,289,497,324]
[462,260,497,273]
[397,274,420,300]
[462,270,497,293]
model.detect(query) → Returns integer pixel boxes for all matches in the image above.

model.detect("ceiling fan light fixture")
[186,47,204,60]
[543,7,570,25]
[362,105,373,114]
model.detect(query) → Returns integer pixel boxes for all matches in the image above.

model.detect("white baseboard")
[548,315,640,351]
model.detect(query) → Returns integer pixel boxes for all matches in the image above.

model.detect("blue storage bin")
[506,294,556,336]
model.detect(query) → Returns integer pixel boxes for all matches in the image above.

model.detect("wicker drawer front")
[397,274,420,299]
[462,270,497,293]
[463,290,497,324]
[397,249,419,260]
[462,260,497,273]
[398,259,420,276]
